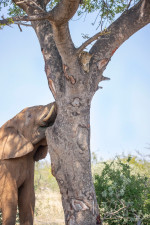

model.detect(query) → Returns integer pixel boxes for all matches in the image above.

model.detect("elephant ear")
[0,127,34,160]
[34,145,48,162]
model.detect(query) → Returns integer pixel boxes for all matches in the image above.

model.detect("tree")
[0,0,150,224]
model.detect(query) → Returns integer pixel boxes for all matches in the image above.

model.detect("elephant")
[0,102,57,225]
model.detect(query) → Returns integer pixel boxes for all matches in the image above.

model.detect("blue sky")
[0,9,150,160]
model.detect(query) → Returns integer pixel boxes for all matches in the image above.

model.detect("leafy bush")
[94,157,150,224]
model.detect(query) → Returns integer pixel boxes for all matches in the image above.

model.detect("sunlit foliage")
[0,0,25,16]
[0,0,139,29]
[94,157,150,224]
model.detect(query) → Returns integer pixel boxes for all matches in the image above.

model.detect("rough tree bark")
[4,0,150,224]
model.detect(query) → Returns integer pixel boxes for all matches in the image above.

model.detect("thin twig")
[76,29,110,55]
[126,0,133,10]
[103,205,128,220]
[18,23,22,31]
[14,22,32,27]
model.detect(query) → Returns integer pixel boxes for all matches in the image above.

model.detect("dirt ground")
[34,188,65,225]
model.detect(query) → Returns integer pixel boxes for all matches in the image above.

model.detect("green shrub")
[94,157,150,224]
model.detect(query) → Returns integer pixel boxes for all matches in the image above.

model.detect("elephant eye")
[27,112,32,118]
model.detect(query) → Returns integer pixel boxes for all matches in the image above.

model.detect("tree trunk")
[46,95,100,225]
[29,18,101,225]
[26,18,100,224]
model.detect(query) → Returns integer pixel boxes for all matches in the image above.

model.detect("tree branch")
[15,0,45,12]
[90,0,150,61]
[12,0,27,11]
[103,205,128,219]
[0,13,48,26]
[2,0,80,28]
[14,22,32,27]
[48,0,80,26]
[45,0,80,68]
[51,22,76,66]
[17,23,23,31]
[86,0,150,93]
[126,0,133,10]
[76,29,111,55]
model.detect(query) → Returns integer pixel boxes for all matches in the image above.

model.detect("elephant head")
[0,102,57,160]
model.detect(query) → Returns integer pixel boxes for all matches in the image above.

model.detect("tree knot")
[63,64,76,84]
[71,199,89,212]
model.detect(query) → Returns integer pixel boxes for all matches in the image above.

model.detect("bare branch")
[103,205,129,221]
[16,0,26,4]
[14,22,32,27]
[17,23,22,31]
[0,13,49,26]
[126,0,133,10]
[76,29,111,55]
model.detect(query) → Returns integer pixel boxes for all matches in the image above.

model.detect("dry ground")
[34,188,65,225]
